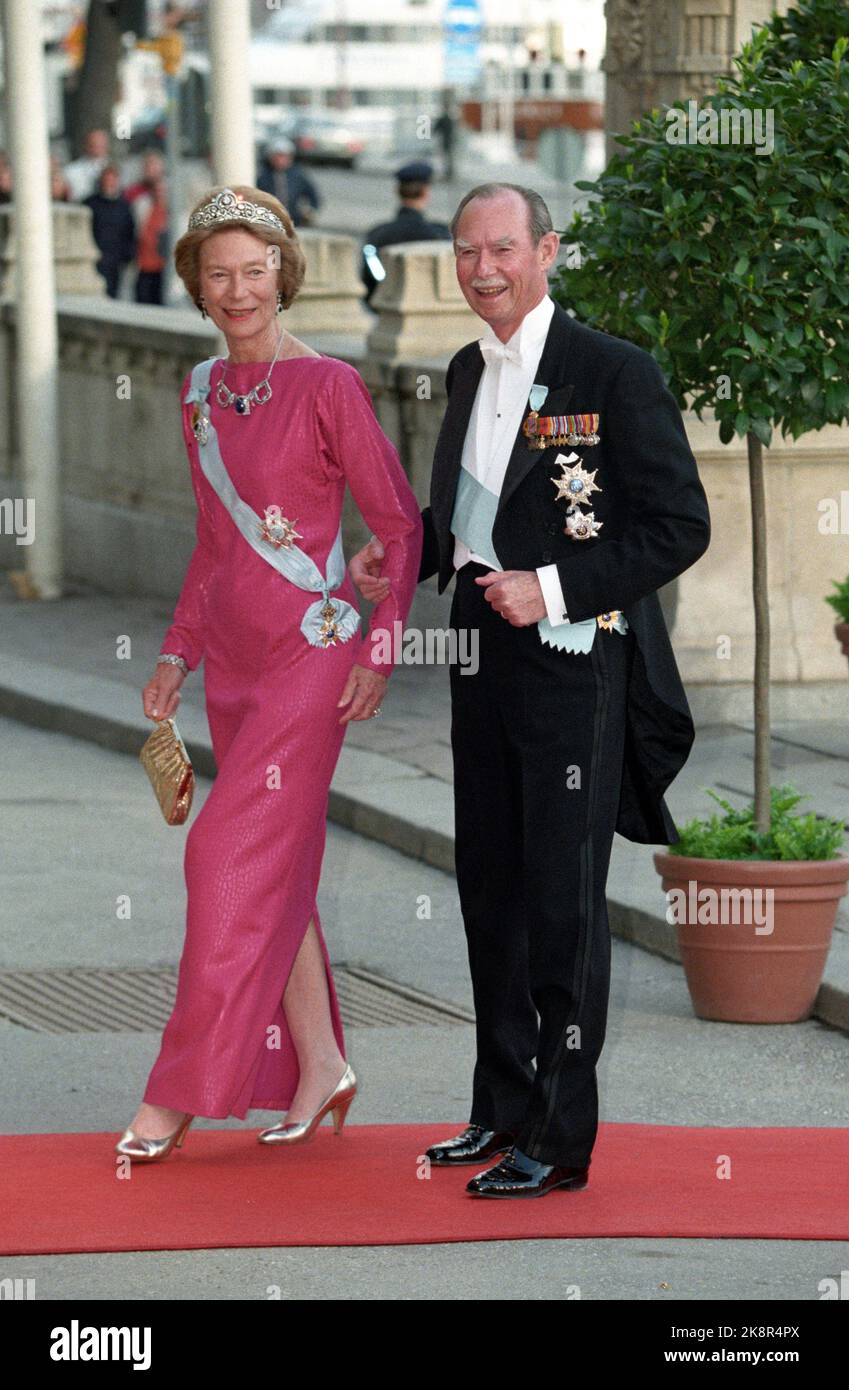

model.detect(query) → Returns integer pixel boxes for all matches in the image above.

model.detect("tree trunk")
[747,430,771,834]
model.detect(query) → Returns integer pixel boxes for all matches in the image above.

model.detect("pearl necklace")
[215,329,286,415]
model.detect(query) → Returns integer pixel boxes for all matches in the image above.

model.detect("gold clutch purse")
[139,716,195,825]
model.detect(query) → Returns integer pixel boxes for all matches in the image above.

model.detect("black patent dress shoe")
[424,1123,516,1166]
[466,1145,590,1198]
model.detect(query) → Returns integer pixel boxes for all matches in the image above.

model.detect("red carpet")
[3,1122,848,1254]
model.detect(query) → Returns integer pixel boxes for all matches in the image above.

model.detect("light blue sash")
[450,462,628,654]
[451,465,500,570]
[184,356,361,648]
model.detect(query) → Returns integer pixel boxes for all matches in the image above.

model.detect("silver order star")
[551,459,602,506]
[564,508,603,541]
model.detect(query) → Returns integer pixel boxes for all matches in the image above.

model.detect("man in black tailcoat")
[351,182,711,1198]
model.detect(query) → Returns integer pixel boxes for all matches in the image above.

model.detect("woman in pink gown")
[116,186,422,1160]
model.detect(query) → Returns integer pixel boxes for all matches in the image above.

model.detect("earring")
[276,290,283,313]
[198,295,207,319]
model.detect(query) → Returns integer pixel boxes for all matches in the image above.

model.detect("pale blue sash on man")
[183,356,361,648]
[450,462,628,654]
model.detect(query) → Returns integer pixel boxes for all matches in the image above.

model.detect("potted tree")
[826,575,849,675]
[553,0,849,1021]
[658,785,846,1021]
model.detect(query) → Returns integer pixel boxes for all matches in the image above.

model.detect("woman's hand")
[143,663,186,721]
[337,664,387,724]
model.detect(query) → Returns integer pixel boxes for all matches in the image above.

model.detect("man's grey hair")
[449,183,554,244]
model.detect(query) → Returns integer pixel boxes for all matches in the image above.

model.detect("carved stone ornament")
[605,0,649,69]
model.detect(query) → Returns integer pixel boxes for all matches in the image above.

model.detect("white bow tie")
[479,338,523,367]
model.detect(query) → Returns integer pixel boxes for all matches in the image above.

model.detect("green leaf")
[718,415,735,445]
[743,323,769,354]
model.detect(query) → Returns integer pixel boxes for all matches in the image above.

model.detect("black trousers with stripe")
[449,561,635,1168]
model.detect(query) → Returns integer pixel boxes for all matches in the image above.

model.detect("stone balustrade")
[0,201,104,298]
[1,216,847,719]
[366,240,479,363]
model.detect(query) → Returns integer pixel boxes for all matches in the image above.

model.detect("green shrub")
[669,783,847,860]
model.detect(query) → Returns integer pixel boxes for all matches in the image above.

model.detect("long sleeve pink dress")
[143,353,423,1119]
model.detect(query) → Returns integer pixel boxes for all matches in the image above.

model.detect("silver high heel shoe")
[257,1063,357,1145]
[114,1112,194,1163]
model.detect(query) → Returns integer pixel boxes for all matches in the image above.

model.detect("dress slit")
[237,898,345,1118]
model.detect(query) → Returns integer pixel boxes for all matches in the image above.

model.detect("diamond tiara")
[187,188,287,234]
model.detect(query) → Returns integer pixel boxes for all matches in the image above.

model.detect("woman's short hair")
[174,184,306,310]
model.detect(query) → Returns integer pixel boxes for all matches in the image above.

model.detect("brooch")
[524,411,600,450]
[190,403,210,445]
[259,505,303,549]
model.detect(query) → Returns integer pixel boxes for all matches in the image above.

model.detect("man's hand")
[349,536,390,603]
[337,663,388,724]
[475,570,548,626]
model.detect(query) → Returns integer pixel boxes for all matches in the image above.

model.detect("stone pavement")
[2,717,848,1300]
[1,580,848,1034]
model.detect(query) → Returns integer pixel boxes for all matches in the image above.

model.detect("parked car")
[291,113,365,167]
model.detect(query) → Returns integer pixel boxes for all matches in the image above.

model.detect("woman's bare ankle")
[132,1102,187,1137]
[298,1053,347,1085]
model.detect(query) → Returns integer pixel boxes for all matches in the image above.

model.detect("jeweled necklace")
[215,327,286,415]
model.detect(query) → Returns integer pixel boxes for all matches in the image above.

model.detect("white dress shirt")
[453,293,570,626]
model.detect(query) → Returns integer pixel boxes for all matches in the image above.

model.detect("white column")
[208,0,255,186]
[3,0,62,598]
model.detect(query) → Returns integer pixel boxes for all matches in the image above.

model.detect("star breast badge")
[564,508,603,540]
[550,454,602,507]
[258,506,303,549]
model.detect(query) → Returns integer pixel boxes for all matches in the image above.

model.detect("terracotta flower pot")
[835,621,849,672]
[653,851,849,1023]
